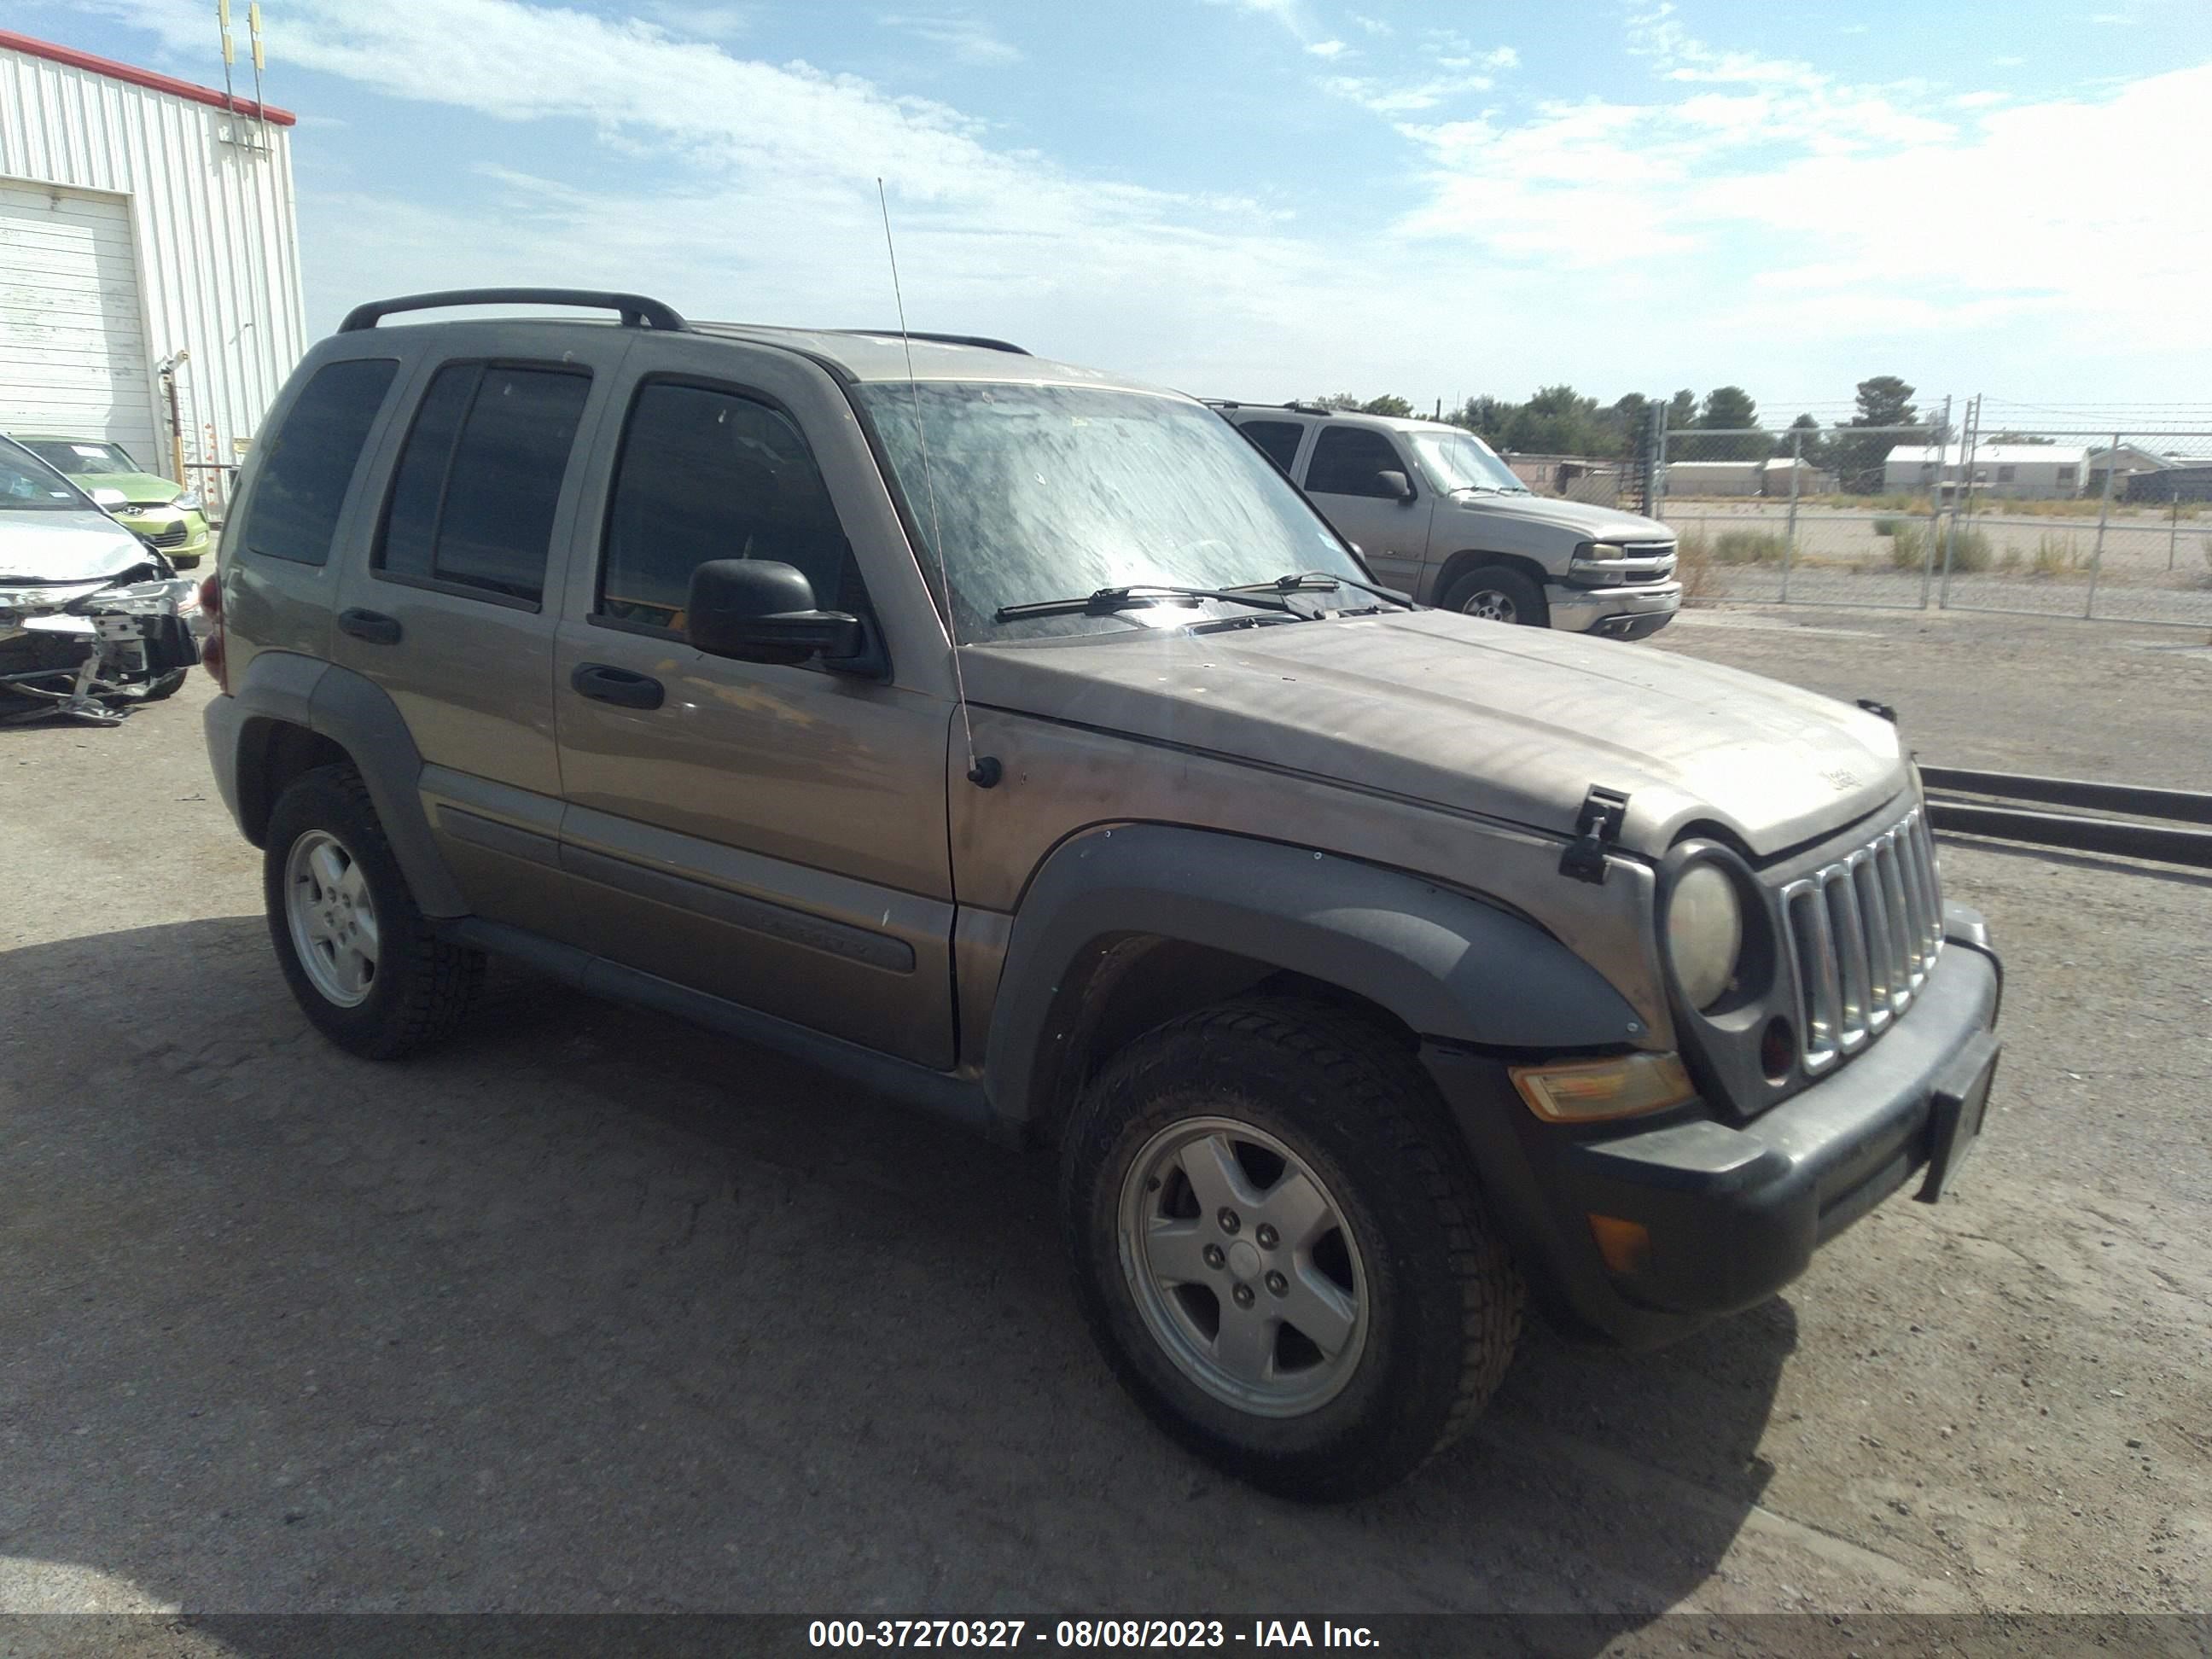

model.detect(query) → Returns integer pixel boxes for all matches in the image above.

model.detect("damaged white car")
[0,434,202,725]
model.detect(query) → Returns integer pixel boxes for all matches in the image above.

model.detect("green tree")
[1359,394,1414,418]
[1779,412,1827,466]
[1680,385,1767,461]
[1314,393,1363,410]
[1666,388,1698,431]
[1447,395,1519,443]
[1604,393,1653,458]
[1505,384,1604,455]
[1832,375,1925,492]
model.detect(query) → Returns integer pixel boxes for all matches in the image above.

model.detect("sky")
[21,0,2212,428]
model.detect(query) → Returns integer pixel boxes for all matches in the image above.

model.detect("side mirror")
[90,487,131,515]
[686,559,871,669]
[1375,470,1414,502]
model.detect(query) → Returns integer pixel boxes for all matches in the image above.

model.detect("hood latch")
[1559,786,1630,885]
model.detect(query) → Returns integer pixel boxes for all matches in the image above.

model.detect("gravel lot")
[3,605,2208,1641]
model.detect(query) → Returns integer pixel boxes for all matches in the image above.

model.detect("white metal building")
[1662,459,1763,497]
[1883,443,2087,500]
[0,29,304,517]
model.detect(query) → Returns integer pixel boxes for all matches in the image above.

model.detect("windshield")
[857,382,1366,638]
[22,439,137,476]
[0,440,94,513]
[1406,428,1528,495]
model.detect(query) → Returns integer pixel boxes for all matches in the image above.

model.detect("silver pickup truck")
[1215,402,1682,637]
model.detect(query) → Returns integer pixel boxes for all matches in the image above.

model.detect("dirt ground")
[2,604,2208,1644]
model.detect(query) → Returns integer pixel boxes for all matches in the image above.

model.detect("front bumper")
[1546,579,1681,638]
[118,509,212,566]
[1423,905,2000,1349]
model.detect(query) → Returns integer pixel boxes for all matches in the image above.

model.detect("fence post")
[1921,396,1950,610]
[1940,397,1977,609]
[2169,486,2181,573]
[1780,427,1802,603]
[2086,429,2118,620]
[1652,409,1668,521]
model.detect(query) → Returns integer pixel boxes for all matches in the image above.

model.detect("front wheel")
[1441,564,1549,627]
[1061,998,1524,1500]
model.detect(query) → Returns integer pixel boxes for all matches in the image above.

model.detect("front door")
[1300,425,1433,593]
[550,349,958,1068]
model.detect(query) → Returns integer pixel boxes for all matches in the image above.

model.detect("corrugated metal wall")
[0,42,305,516]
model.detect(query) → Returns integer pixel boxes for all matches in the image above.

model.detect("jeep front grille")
[1778,807,1942,1074]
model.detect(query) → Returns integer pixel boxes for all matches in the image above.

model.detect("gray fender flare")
[224,652,468,917]
[982,823,1644,1126]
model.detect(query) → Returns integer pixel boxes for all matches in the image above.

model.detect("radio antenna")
[878,178,992,786]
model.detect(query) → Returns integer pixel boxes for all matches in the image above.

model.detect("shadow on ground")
[1,918,1798,1636]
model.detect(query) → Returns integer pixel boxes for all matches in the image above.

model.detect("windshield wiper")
[1231,571,1416,608]
[994,584,1297,623]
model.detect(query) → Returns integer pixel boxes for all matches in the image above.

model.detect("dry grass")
[1673,531,1720,604]
[1714,529,1788,565]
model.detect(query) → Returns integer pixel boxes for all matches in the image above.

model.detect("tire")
[1441,564,1548,627]
[1061,996,1524,1500]
[263,763,485,1060]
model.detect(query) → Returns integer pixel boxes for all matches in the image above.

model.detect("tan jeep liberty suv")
[201,289,2003,1500]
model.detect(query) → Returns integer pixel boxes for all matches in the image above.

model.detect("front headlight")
[1667,862,1743,1010]
[170,491,202,513]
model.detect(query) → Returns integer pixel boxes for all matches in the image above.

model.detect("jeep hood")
[1448,493,1673,543]
[963,610,1906,860]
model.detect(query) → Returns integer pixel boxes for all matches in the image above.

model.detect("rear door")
[549,339,958,1068]
[330,327,633,936]
[1300,424,1433,593]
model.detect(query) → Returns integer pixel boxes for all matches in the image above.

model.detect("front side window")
[376,363,591,605]
[858,382,1363,640]
[1306,427,1410,498]
[600,381,864,632]
[22,439,138,476]
[1237,420,1306,474]
[245,358,399,566]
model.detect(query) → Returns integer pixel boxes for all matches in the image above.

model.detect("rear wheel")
[1442,564,1548,627]
[264,764,484,1059]
[1061,997,1523,1500]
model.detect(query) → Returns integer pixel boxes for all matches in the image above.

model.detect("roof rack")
[1203,399,1336,416]
[838,329,1030,356]
[338,288,688,334]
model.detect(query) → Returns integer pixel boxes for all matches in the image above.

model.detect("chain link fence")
[1646,410,2212,629]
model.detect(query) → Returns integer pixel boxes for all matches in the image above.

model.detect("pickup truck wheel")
[1062,997,1524,1500]
[1441,564,1548,627]
[263,764,484,1060]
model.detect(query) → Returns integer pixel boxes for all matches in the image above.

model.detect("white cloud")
[1322,28,1518,115]
[881,11,1022,66]
[55,0,2212,406]
[1306,38,1348,59]
[647,2,754,37]
[1350,13,1391,35]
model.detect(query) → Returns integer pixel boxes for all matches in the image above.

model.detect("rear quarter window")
[241,358,400,566]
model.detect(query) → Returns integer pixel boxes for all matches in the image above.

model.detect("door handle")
[337,608,402,645]
[571,662,666,710]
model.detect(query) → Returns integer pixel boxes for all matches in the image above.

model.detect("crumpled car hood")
[0,511,151,585]
[962,609,1906,860]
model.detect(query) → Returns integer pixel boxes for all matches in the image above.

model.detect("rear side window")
[1307,427,1408,498]
[243,358,399,565]
[376,363,591,606]
[598,381,866,632]
[1239,420,1306,474]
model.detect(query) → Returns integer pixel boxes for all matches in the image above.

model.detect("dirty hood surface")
[963,609,1906,860]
